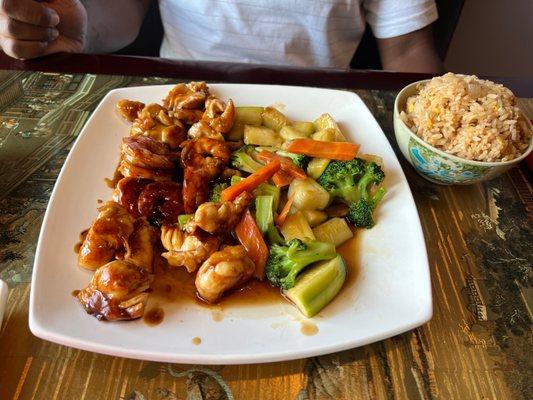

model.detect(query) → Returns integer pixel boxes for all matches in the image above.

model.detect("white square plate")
[30,84,431,364]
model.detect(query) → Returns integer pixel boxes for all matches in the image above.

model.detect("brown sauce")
[144,307,164,326]
[300,321,319,336]
[74,229,89,254]
[219,280,282,308]
[211,310,224,322]
[74,234,361,323]
[71,290,80,297]
[145,232,362,314]
[149,255,283,308]
[191,337,202,345]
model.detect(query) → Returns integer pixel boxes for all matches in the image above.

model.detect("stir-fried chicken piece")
[201,98,235,134]
[116,99,145,122]
[77,260,150,321]
[186,81,209,95]
[187,120,224,141]
[163,82,209,112]
[78,201,135,270]
[162,230,220,273]
[195,245,255,303]
[130,103,187,149]
[186,192,253,235]
[172,109,204,125]
[125,218,156,272]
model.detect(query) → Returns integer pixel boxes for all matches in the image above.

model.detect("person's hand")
[0,0,87,59]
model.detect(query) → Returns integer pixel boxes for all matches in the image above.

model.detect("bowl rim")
[394,79,533,167]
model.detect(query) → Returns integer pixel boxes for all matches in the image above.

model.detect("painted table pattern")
[0,71,531,400]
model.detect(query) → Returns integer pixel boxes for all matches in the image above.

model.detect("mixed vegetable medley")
[75,82,387,322]
[225,106,387,316]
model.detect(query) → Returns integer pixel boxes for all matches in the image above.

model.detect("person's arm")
[0,0,150,59]
[376,25,444,73]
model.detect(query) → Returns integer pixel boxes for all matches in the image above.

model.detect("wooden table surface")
[0,53,532,400]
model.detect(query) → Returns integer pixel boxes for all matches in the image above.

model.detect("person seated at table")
[0,0,443,73]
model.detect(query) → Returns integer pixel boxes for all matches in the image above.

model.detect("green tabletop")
[0,70,531,400]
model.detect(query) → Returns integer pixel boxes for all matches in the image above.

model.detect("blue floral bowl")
[394,80,533,185]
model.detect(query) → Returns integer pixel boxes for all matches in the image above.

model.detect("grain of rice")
[400,73,531,162]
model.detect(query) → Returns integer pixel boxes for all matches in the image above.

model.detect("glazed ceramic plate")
[30,84,431,364]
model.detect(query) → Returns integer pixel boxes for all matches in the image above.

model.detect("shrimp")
[162,230,220,273]
[180,137,231,212]
[116,99,145,122]
[186,192,253,235]
[78,201,135,270]
[118,160,174,181]
[112,177,151,218]
[161,224,185,251]
[195,245,255,303]
[121,136,178,170]
[77,260,151,321]
[202,98,235,134]
[137,181,184,226]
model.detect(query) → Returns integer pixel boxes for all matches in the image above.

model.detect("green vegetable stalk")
[255,195,285,245]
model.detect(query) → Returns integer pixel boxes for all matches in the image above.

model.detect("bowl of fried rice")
[394,72,533,185]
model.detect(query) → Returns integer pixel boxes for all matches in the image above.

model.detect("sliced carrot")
[286,139,360,161]
[221,160,281,202]
[272,170,293,187]
[235,209,269,280]
[257,150,307,180]
[276,194,295,226]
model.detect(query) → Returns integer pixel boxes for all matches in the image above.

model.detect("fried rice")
[400,73,531,162]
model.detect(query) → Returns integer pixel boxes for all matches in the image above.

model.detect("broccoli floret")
[208,182,229,202]
[265,239,336,289]
[231,145,264,173]
[347,187,386,228]
[318,159,386,228]
[276,150,310,170]
[316,158,366,203]
[345,162,386,228]
[357,162,385,200]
